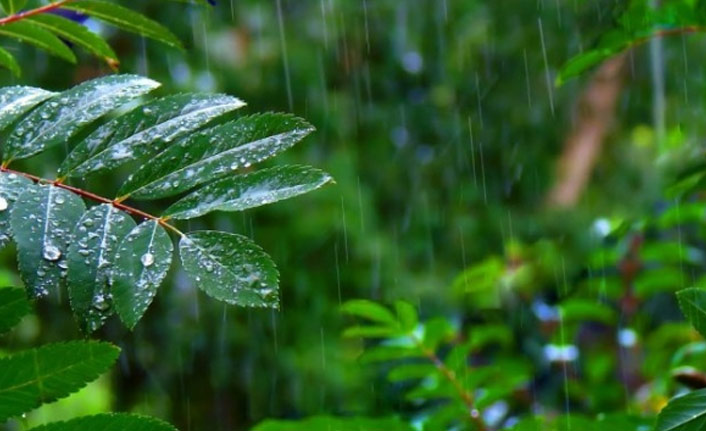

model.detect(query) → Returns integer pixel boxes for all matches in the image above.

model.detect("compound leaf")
[0,341,120,422]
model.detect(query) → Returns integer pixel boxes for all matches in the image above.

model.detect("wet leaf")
[179,231,279,308]
[0,171,34,249]
[3,75,159,162]
[163,165,333,220]
[10,185,86,298]
[0,341,119,422]
[118,113,313,200]
[111,220,173,329]
[0,86,54,133]
[67,204,136,333]
[62,94,244,177]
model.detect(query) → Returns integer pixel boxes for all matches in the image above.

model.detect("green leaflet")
[67,204,136,333]
[253,416,414,431]
[163,165,333,220]
[3,75,160,162]
[0,171,34,249]
[10,185,86,298]
[62,94,245,177]
[677,288,706,339]
[656,389,706,431]
[0,286,31,334]
[27,14,118,66]
[111,220,173,329]
[179,231,279,308]
[0,21,76,64]
[0,46,20,77]
[340,299,399,326]
[118,113,314,200]
[0,86,55,133]
[0,0,27,14]
[26,413,177,431]
[0,341,120,422]
[63,0,183,49]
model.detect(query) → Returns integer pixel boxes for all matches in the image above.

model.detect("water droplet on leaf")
[141,252,155,267]
[43,245,61,261]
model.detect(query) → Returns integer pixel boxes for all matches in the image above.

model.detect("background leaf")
[252,416,414,431]
[27,14,118,67]
[179,231,279,308]
[0,286,31,334]
[678,288,706,339]
[0,341,120,422]
[655,389,706,431]
[26,413,177,431]
[0,21,76,64]
[62,0,183,49]
[0,0,28,15]
[111,220,173,329]
[0,46,19,76]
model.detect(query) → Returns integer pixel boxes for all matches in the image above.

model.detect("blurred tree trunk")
[546,54,627,207]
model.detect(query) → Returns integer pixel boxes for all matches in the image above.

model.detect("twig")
[412,336,487,431]
[0,166,184,236]
[0,0,76,26]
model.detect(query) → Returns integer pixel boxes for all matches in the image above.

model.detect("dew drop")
[141,252,155,267]
[43,245,61,261]
[0,197,7,211]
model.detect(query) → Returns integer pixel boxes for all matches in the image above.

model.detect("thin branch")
[0,166,184,236]
[0,0,76,26]
[412,336,486,431]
